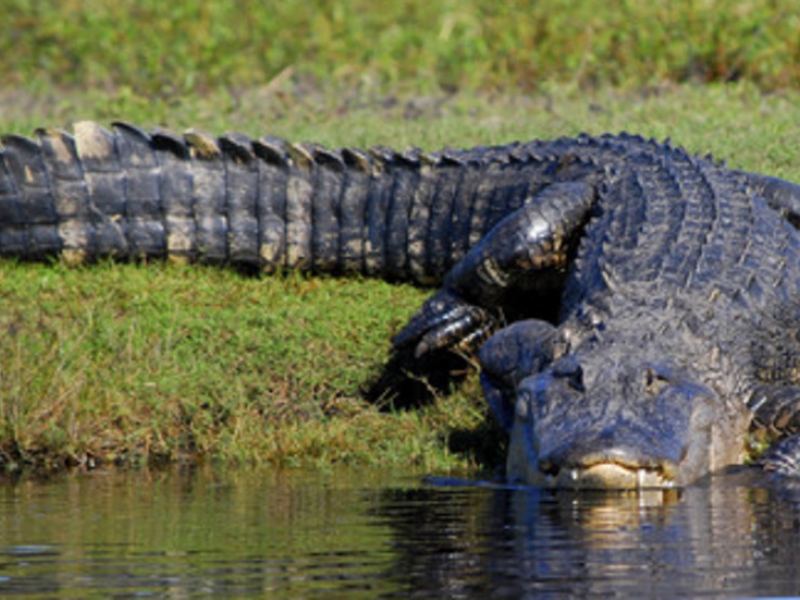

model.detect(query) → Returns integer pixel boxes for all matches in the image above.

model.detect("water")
[0,466,799,598]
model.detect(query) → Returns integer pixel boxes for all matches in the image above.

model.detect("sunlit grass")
[3,1,799,95]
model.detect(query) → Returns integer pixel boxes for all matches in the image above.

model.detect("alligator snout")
[532,421,685,489]
[540,462,676,489]
[507,418,684,489]
[535,448,680,489]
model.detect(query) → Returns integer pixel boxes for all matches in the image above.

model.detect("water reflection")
[376,476,800,598]
[0,468,403,598]
[0,467,798,598]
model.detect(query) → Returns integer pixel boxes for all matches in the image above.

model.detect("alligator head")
[480,319,751,489]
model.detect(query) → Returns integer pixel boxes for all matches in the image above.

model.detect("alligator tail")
[0,122,555,283]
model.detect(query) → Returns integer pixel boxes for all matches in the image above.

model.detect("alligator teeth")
[550,463,676,489]
[637,468,674,488]
[637,468,647,488]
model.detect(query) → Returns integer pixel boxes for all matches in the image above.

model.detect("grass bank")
[2,84,800,474]
[0,262,486,472]
[2,1,800,474]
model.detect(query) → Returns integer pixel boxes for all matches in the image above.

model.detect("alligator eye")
[552,356,584,392]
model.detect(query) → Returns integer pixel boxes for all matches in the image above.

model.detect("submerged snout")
[507,411,685,489]
[533,443,680,489]
[541,462,677,489]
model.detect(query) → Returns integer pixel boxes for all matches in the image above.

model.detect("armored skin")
[3,122,800,488]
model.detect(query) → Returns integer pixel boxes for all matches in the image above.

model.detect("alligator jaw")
[543,450,681,489]
[507,426,682,489]
[547,462,677,490]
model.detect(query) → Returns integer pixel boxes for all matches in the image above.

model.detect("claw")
[414,306,492,358]
[392,289,495,358]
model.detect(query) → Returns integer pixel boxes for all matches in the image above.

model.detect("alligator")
[3,121,800,489]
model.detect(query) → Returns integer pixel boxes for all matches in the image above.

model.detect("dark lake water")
[0,466,799,598]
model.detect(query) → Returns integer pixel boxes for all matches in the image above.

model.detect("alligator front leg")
[748,384,800,476]
[392,181,596,358]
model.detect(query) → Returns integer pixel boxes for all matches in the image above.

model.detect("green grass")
[0,262,483,471]
[3,1,800,95]
[2,1,800,474]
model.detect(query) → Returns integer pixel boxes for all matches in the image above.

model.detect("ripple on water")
[0,467,798,598]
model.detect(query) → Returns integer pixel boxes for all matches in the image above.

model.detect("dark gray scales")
[3,122,800,488]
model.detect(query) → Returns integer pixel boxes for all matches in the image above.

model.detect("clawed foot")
[392,289,497,358]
